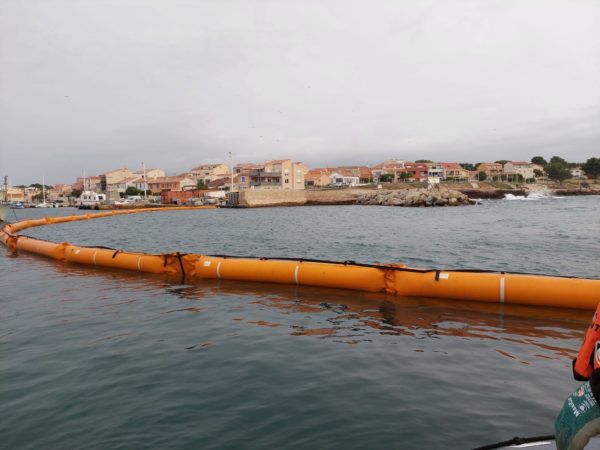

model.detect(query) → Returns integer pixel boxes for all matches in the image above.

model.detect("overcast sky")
[1,0,599,185]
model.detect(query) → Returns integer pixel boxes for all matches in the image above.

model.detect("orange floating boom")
[1,208,599,310]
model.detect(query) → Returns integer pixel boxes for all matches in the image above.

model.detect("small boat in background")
[11,202,24,209]
[76,191,106,208]
[35,175,52,208]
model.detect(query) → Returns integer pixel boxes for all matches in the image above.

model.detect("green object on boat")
[555,381,600,450]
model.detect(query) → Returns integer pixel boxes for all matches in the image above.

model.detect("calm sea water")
[1,196,599,449]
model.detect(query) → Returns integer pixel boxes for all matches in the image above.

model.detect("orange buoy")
[1,207,599,310]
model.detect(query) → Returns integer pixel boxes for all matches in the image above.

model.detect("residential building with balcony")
[73,176,101,192]
[189,163,230,184]
[426,163,444,179]
[99,168,137,192]
[403,162,429,182]
[441,163,470,181]
[477,163,504,177]
[147,176,196,194]
[371,160,406,182]
[503,162,535,180]
[4,186,26,202]
[249,159,305,190]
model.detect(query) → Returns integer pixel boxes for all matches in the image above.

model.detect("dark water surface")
[1,197,599,449]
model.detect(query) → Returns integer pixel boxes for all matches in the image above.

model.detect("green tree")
[29,183,53,190]
[415,159,433,163]
[71,189,82,198]
[581,157,600,179]
[533,169,544,178]
[460,163,476,171]
[477,171,487,181]
[531,156,547,166]
[379,174,394,183]
[545,162,571,184]
[550,156,567,165]
[125,186,141,196]
[398,172,411,182]
[196,180,208,189]
[495,160,510,166]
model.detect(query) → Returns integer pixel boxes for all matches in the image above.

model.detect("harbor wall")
[238,190,306,207]
[238,189,364,207]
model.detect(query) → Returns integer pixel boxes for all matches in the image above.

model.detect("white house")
[329,171,359,186]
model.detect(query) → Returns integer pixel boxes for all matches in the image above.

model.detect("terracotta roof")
[235,163,263,170]
[265,159,291,164]
[357,167,372,179]
[477,163,502,168]
[336,169,360,177]
[404,162,428,169]
[148,176,193,183]
[103,168,130,175]
[305,170,329,181]
[331,166,371,179]
[191,163,227,171]
[510,161,531,166]
[208,177,229,187]
[440,162,463,170]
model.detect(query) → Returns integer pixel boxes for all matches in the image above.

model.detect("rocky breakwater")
[356,188,473,207]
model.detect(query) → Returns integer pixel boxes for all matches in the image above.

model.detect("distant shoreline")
[226,182,599,208]
[68,182,600,210]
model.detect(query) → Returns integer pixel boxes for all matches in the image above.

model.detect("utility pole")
[229,152,234,192]
[142,162,147,201]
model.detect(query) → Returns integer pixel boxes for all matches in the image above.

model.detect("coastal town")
[2,156,599,208]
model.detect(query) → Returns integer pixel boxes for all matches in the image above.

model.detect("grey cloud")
[1,0,599,184]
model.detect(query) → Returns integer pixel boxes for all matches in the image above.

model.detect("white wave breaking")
[504,192,564,201]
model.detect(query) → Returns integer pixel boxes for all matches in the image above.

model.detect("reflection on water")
[40,253,588,364]
[2,202,597,450]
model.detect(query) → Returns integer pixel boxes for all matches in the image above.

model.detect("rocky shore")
[551,188,600,196]
[356,188,472,207]
[457,189,527,199]
[229,182,599,207]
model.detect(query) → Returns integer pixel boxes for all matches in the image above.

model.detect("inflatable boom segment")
[1,208,599,310]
